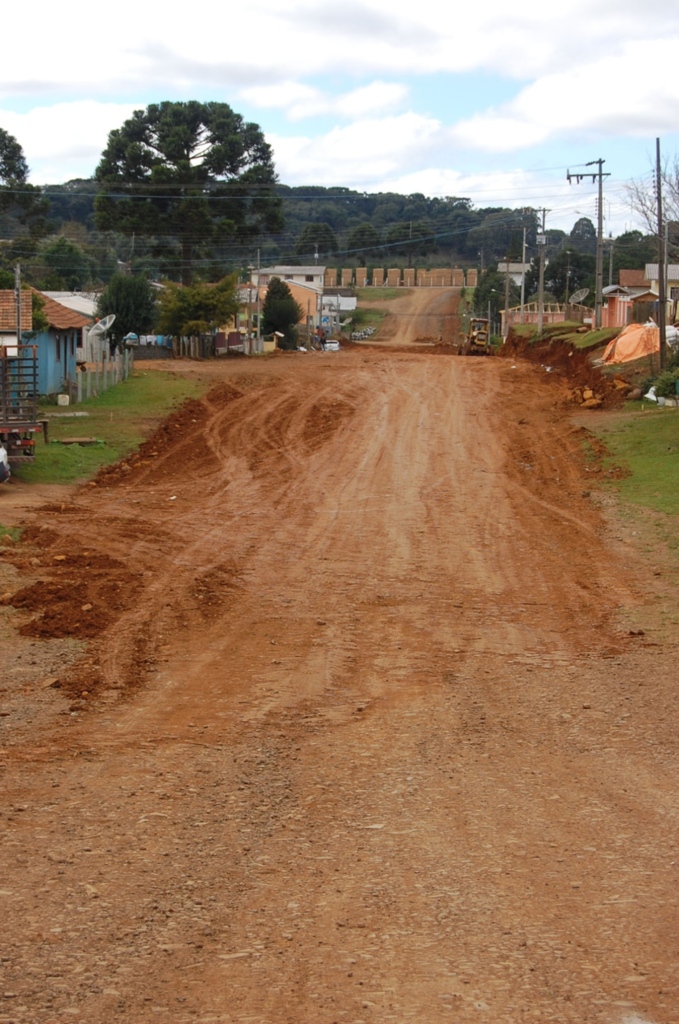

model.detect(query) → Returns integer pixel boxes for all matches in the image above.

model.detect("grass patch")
[13,370,204,486]
[572,327,619,350]
[0,523,21,542]
[511,322,619,350]
[348,306,388,330]
[592,405,679,516]
[355,287,414,302]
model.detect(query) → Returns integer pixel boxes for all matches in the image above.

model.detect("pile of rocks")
[570,377,639,409]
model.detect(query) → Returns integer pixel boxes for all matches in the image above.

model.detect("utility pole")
[520,227,526,324]
[536,209,548,336]
[567,159,610,329]
[14,264,22,344]
[503,255,511,339]
[255,248,261,354]
[656,137,667,369]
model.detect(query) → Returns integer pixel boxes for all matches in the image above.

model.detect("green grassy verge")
[348,306,388,331]
[510,322,619,350]
[592,406,679,516]
[572,327,619,350]
[13,370,204,485]
[355,287,414,302]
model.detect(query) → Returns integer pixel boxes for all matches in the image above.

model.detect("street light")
[488,289,497,336]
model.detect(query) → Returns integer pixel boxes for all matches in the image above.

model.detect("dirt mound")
[9,547,140,640]
[93,385,243,488]
[503,329,626,408]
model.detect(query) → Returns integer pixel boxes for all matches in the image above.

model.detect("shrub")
[652,368,679,398]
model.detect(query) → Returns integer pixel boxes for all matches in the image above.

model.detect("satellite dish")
[90,314,116,334]
[569,288,589,305]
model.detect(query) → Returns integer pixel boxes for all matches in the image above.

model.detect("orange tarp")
[601,323,658,364]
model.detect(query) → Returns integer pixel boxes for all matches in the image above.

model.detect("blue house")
[31,292,91,396]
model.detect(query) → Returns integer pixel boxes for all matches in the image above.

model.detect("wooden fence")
[70,349,134,404]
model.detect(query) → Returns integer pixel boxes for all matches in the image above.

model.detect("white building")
[251,266,326,291]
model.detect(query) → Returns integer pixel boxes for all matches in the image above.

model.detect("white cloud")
[1,0,678,95]
[0,102,137,182]
[269,112,443,185]
[240,80,408,122]
[449,40,679,152]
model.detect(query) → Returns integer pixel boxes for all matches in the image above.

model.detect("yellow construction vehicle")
[459,317,491,355]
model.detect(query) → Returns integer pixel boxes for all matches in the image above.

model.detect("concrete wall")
[417,268,452,287]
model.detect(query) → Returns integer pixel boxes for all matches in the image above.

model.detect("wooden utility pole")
[656,137,667,369]
[503,256,511,339]
[520,228,526,324]
[537,209,548,336]
[567,159,610,329]
[15,264,22,343]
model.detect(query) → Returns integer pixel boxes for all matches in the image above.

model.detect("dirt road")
[1,296,678,1024]
[357,288,457,345]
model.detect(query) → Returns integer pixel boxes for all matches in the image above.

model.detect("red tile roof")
[32,290,92,330]
[0,290,33,332]
[619,269,649,288]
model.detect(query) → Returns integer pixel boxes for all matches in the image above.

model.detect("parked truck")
[0,344,46,480]
[459,317,492,356]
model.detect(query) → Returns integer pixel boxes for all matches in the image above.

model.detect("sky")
[1,0,679,237]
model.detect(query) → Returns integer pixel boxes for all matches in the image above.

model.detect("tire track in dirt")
[1,335,677,1023]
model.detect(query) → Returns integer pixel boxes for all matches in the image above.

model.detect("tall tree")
[347,224,382,264]
[627,159,679,261]
[474,268,520,319]
[295,222,338,260]
[0,127,49,233]
[385,221,433,259]
[35,236,97,290]
[261,277,304,349]
[94,101,283,285]
[568,217,597,256]
[97,273,158,349]
[156,276,239,338]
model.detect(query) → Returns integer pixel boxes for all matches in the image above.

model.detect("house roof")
[0,290,33,332]
[256,266,326,276]
[32,290,92,330]
[645,264,679,281]
[619,269,649,288]
[497,262,531,273]
[602,284,630,296]
[42,291,99,317]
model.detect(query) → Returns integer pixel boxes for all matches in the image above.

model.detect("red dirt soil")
[0,290,678,1024]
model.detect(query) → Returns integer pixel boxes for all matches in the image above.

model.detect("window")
[305,275,314,282]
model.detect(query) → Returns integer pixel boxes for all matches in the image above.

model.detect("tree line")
[1,100,673,305]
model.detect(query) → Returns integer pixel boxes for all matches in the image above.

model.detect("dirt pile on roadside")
[503,329,627,409]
